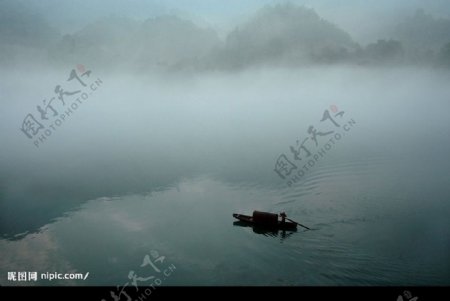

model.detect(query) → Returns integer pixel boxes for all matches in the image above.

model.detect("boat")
[232,211,298,230]
[233,220,298,240]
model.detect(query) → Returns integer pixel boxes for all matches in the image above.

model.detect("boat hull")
[233,213,297,230]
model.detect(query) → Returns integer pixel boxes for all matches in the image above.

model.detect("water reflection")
[1,166,449,285]
[233,221,298,242]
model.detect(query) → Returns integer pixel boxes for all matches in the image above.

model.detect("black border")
[1,286,448,301]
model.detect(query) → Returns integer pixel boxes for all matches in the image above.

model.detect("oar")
[285,217,311,230]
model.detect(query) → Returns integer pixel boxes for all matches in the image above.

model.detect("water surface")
[1,67,449,285]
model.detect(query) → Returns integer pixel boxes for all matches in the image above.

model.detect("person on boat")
[280,212,287,223]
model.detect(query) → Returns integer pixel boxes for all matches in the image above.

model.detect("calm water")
[1,67,450,285]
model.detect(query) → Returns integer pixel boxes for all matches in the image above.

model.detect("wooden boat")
[233,211,298,230]
[233,221,298,239]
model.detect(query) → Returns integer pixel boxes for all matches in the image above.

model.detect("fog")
[2,64,450,237]
[2,0,450,70]
[1,0,450,239]
[1,0,450,286]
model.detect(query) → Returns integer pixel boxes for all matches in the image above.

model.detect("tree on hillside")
[393,9,450,51]
[436,42,450,67]
[364,39,404,63]
[213,3,358,68]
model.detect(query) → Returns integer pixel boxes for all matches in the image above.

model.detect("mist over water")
[1,0,450,286]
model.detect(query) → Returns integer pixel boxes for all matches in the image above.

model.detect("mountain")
[135,16,220,71]
[3,2,450,70]
[436,42,450,67]
[51,15,220,71]
[212,3,358,68]
[51,16,141,68]
[393,9,450,52]
[0,1,59,47]
[0,0,60,65]
[360,39,404,64]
